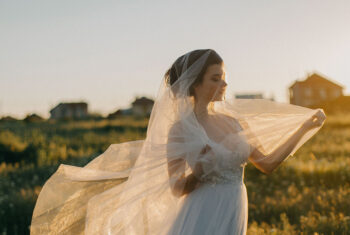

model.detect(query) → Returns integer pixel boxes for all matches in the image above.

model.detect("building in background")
[23,113,45,122]
[234,92,274,101]
[0,116,18,122]
[131,96,154,116]
[50,102,88,120]
[107,108,133,119]
[289,73,344,107]
[108,96,154,119]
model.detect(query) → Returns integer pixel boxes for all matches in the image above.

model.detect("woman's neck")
[194,99,209,120]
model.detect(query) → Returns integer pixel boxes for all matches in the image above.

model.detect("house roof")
[50,102,88,113]
[108,108,133,116]
[24,113,45,121]
[289,73,344,89]
[132,97,154,106]
[235,93,264,99]
[0,116,18,121]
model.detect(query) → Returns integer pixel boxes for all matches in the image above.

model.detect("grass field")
[0,115,349,234]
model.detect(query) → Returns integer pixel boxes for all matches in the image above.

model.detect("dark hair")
[164,49,223,96]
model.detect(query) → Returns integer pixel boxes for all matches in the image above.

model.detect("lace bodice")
[198,132,251,186]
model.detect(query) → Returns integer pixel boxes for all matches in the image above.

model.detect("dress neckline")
[207,132,239,146]
[196,113,242,145]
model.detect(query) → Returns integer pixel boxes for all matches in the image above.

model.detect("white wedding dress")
[167,130,251,235]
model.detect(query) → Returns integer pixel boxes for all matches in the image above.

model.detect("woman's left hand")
[302,109,326,130]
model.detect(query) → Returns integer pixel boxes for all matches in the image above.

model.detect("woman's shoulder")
[216,113,238,124]
[216,113,244,130]
[169,114,193,133]
[216,113,235,121]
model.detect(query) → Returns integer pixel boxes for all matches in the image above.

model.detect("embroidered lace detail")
[199,169,243,186]
[196,132,250,187]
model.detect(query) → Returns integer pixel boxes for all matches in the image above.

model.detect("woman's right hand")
[302,109,326,131]
[200,144,212,155]
[193,144,212,179]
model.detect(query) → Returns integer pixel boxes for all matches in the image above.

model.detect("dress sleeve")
[166,122,223,188]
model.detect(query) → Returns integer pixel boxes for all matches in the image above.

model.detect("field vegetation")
[0,115,349,234]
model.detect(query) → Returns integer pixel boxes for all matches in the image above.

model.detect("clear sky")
[1,0,349,119]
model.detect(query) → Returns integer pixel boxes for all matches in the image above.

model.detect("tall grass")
[0,115,349,234]
[246,114,350,234]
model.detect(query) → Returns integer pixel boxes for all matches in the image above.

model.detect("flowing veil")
[30,49,325,234]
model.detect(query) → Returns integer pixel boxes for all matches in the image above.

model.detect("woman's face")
[194,63,227,102]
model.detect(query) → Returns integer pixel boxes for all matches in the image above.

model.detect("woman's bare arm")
[167,123,211,197]
[167,158,200,197]
[167,143,212,197]
[247,109,326,174]
[249,125,308,174]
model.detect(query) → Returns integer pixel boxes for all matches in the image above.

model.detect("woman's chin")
[212,96,225,102]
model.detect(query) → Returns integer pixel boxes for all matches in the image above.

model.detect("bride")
[30,49,326,234]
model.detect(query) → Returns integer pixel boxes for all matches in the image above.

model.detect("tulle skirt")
[167,180,248,235]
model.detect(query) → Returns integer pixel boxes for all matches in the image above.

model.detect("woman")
[31,49,325,234]
[164,49,325,234]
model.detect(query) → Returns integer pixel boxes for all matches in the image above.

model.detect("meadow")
[0,114,349,234]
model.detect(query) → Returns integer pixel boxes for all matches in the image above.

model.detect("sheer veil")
[30,49,325,234]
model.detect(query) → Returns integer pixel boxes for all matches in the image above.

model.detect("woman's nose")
[222,80,227,87]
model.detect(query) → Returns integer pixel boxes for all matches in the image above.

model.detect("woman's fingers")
[312,109,326,127]
[316,109,326,125]
[318,110,326,122]
[304,109,326,130]
[200,144,212,154]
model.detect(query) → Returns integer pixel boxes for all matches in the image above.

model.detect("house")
[289,73,344,108]
[0,116,18,122]
[131,97,154,116]
[50,102,88,120]
[108,97,154,119]
[235,93,264,99]
[234,92,274,101]
[318,95,350,114]
[107,108,133,119]
[23,113,45,122]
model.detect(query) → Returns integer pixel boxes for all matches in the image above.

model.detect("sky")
[1,0,350,119]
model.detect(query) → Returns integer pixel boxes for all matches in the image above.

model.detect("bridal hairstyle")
[30,49,325,234]
[164,49,223,97]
